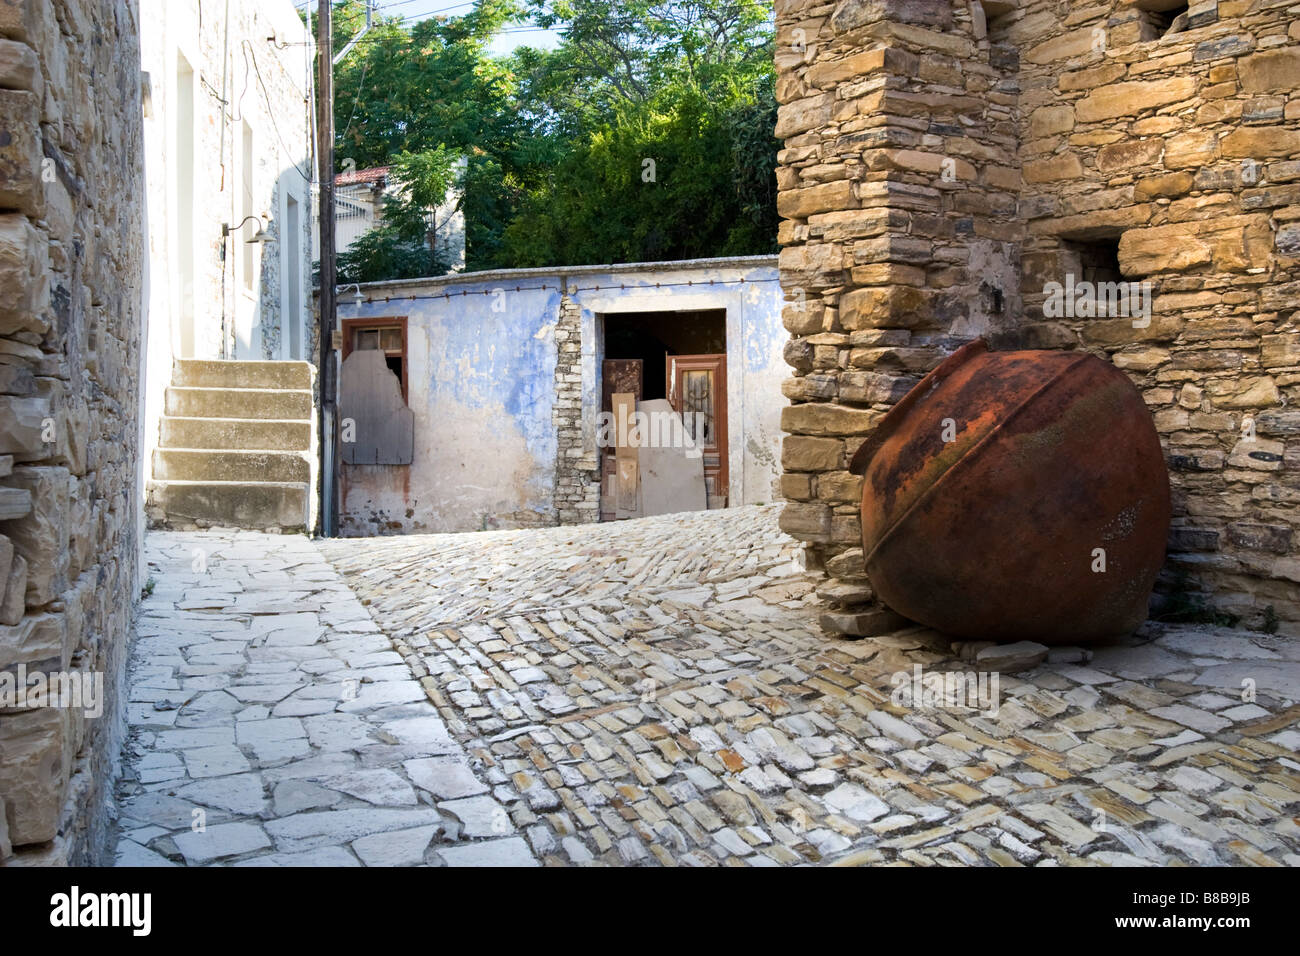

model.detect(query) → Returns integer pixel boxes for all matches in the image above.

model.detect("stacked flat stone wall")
[553,290,602,526]
[0,0,144,864]
[775,0,1300,636]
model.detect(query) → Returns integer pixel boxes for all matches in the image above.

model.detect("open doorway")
[599,309,727,520]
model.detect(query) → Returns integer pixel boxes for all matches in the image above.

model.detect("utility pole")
[315,0,337,538]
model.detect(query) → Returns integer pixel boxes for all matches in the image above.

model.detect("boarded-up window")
[342,317,408,401]
[340,317,412,465]
[339,348,414,465]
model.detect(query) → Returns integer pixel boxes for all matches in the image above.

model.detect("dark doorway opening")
[603,309,726,401]
[598,309,728,521]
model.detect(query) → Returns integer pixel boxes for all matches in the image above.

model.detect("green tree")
[336,147,460,284]
[320,0,778,275]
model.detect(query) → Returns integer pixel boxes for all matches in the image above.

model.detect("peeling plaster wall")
[338,257,784,533]
[338,282,561,534]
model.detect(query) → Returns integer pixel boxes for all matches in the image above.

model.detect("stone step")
[152,448,311,483]
[146,480,309,531]
[159,416,311,451]
[166,386,313,421]
[174,359,313,390]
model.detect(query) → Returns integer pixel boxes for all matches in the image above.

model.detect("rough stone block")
[1134,171,1193,200]
[778,179,856,220]
[0,38,38,93]
[0,485,30,519]
[2,466,70,606]
[1096,139,1163,173]
[1075,78,1197,123]
[0,706,71,846]
[1239,48,1300,94]
[839,285,932,330]
[775,93,833,139]
[0,89,42,216]
[820,606,909,638]
[0,394,50,460]
[0,363,33,395]
[816,470,862,504]
[780,501,832,539]
[0,610,67,670]
[830,0,952,31]
[1023,153,1084,183]
[0,213,48,336]
[0,552,24,625]
[1226,522,1291,554]
[782,402,880,437]
[0,0,36,41]
[782,435,843,472]
[1221,126,1300,159]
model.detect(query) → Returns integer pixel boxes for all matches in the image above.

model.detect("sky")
[293,0,563,56]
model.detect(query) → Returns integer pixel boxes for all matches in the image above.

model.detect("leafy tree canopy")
[314,0,777,275]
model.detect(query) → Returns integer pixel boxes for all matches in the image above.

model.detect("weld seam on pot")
[849,339,990,477]
[862,352,1093,568]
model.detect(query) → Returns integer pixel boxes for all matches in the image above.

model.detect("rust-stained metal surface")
[849,338,1170,644]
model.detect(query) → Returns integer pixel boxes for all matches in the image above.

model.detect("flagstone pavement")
[115,505,1300,866]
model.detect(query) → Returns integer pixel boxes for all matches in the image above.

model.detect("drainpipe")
[316,1,376,537]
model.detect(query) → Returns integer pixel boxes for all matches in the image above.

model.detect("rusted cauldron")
[849,338,1170,644]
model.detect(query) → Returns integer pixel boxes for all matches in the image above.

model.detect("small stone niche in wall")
[1134,1,1194,41]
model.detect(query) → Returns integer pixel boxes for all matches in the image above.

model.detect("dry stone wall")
[0,0,144,864]
[553,290,602,526]
[775,0,1300,636]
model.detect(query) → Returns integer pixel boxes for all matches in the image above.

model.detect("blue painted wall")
[338,258,783,534]
[339,280,561,534]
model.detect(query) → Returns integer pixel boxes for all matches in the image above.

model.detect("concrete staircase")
[146,360,315,532]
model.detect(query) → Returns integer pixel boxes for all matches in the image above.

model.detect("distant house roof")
[335,165,390,187]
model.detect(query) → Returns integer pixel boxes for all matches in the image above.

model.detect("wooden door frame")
[341,315,409,402]
[667,352,728,501]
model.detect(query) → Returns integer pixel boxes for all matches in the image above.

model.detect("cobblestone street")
[116,506,1300,866]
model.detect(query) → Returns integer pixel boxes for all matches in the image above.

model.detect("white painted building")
[138,0,319,533]
[140,0,315,367]
[313,161,467,273]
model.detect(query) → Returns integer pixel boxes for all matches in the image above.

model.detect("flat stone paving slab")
[114,530,531,866]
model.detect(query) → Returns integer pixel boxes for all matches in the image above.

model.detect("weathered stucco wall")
[339,280,562,534]
[139,0,313,381]
[774,0,1300,637]
[337,257,785,534]
[0,0,145,865]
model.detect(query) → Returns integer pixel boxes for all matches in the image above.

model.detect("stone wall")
[552,288,602,526]
[775,0,1300,636]
[0,0,145,864]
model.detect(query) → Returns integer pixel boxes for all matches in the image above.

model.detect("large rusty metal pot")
[849,338,1169,644]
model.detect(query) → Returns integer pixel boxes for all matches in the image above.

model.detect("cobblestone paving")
[114,532,535,866]
[323,505,1300,867]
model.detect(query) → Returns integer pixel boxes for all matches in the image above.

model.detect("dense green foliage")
[315,0,777,275]
[335,148,460,283]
